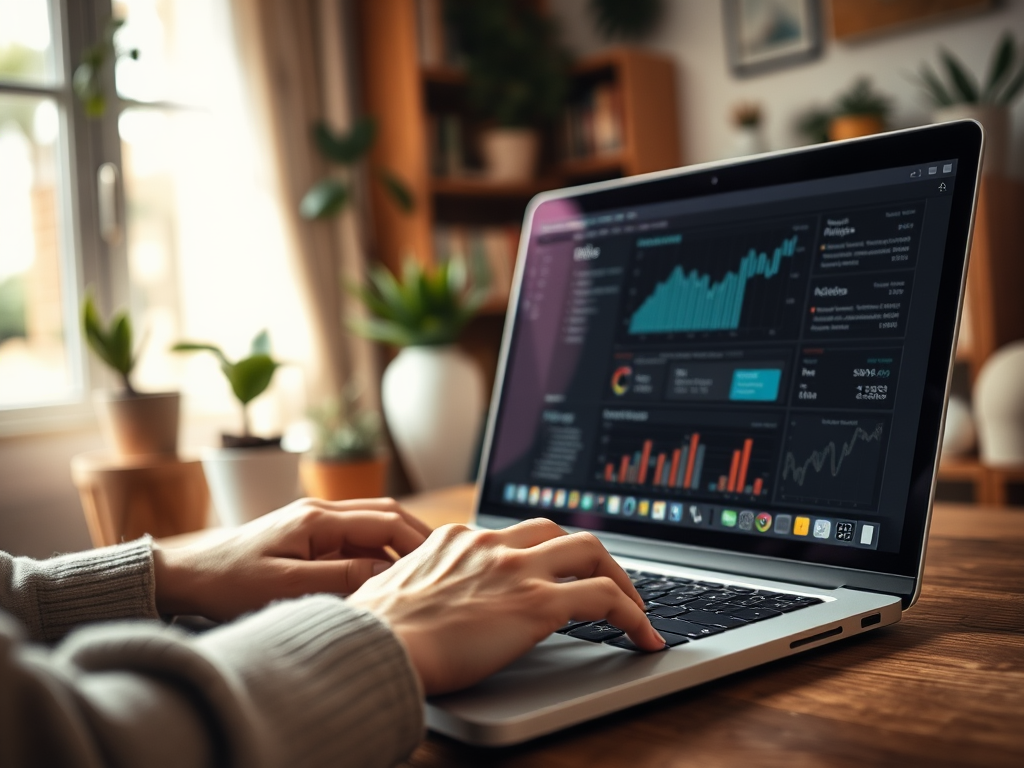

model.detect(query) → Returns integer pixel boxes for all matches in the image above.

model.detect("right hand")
[348,518,665,696]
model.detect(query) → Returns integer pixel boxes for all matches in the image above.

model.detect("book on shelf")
[433,224,517,307]
[563,81,623,160]
[428,113,466,177]
[417,0,462,67]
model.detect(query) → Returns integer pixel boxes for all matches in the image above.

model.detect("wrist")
[152,543,196,616]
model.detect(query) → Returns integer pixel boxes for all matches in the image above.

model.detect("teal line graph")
[628,235,799,334]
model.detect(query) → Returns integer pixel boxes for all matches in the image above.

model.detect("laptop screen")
[477,123,981,578]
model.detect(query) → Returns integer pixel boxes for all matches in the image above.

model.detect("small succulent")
[172,330,281,438]
[349,257,490,348]
[82,292,138,395]
[308,385,383,462]
[915,32,1024,108]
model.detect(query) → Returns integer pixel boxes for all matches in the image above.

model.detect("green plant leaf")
[941,49,979,103]
[914,64,953,107]
[82,292,134,380]
[998,62,1024,105]
[171,341,230,369]
[983,33,1015,102]
[109,314,134,375]
[300,178,349,220]
[224,354,279,405]
[313,116,377,165]
[250,329,271,355]
[347,317,420,347]
[376,167,415,213]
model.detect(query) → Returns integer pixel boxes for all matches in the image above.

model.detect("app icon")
[553,489,567,508]
[623,496,637,516]
[580,493,595,511]
[793,516,810,536]
[813,519,831,539]
[540,488,553,507]
[669,502,683,522]
[721,509,738,528]
[606,495,621,515]
[528,486,541,505]
[774,514,792,535]
[652,501,667,520]
[567,490,580,509]
[596,495,606,512]
[504,483,516,502]
[610,365,632,396]
[638,499,650,517]
[516,485,529,503]
[687,505,704,525]
[835,521,855,542]
[859,523,876,546]
[738,510,755,531]
[755,512,773,532]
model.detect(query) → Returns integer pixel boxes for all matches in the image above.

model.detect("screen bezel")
[475,121,982,580]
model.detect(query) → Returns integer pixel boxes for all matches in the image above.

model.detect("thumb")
[295,558,393,595]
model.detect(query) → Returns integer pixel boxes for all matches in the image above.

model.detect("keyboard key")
[556,619,592,634]
[647,604,690,618]
[720,606,783,622]
[777,597,823,612]
[568,623,624,642]
[605,631,689,651]
[696,580,725,588]
[636,587,671,601]
[649,617,724,639]
[724,585,755,593]
[683,610,749,629]
[730,595,767,607]
[650,592,702,607]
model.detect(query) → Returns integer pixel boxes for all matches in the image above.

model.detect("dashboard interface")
[481,155,966,571]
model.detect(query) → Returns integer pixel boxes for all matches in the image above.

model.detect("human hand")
[348,518,665,695]
[152,498,431,621]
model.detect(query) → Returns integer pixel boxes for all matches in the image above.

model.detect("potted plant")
[827,78,890,141]
[301,386,387,500]
[350,257,489,491]
[82,293,179,457]
[731,102,767,157]
[171,330,299,525]
[914,32,1024,174]
[446,0,570,181]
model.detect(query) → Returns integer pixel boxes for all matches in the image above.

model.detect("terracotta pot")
[300,456,389,500]
[828,115,884,142]
[480,128,540,182]
[94,391,180,458]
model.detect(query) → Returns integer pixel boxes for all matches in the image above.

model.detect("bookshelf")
[938,176,1024,504]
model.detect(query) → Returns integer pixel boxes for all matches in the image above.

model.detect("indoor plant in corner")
[301,386,387,500]
[446,0,570,182]
[172,330,299,525]
[352,258,490,491]
[83,293,179,457]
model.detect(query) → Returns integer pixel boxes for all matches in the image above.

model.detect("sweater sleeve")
[0,538,158,643]
[1,594,424,768]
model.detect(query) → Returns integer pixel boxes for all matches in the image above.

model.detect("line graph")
[779,417,887,508]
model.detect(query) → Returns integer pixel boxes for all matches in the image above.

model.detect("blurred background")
[1,0,1022,558]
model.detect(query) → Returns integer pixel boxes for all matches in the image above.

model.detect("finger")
[531,532,644,609]
[495,517,569,549]
[555,577,664,652]
[289,558,394,595]
[309,497,433,537]
[304,510,428,559]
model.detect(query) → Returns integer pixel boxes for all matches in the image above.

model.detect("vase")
[480,128,540,182]
[381,345,485,491]
[732,125,767,157]
[932,105,1009,175]
[941,396,976,458]
[974,341,1024,466]
[828,115,884,142]
[94,390,180,458]
[300,455,389,500]
[201,446,301,526]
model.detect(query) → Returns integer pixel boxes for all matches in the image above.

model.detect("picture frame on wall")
[723,0,823,77]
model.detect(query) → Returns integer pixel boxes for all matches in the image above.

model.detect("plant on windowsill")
[913,32,1024,174]
[445,0,570,182]
[171,331,299,524]
[73,17,139,119]
[82,293,180,457]
[301,386,388,500]
[348,257,490,491]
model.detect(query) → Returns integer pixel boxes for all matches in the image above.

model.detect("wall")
[550,0,1024,177]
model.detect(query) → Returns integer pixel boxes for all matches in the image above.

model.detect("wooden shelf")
[431,176,561,198]
[937,457,1024,505]
[559,152,626,180]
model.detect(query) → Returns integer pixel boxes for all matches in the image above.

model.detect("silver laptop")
[428,122,983,746]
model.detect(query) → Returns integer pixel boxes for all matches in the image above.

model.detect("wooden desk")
[399,486,1024,768]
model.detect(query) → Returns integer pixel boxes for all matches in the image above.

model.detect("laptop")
[428,121,983,746]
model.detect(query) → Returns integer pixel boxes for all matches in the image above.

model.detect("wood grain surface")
[399,486,1024,768]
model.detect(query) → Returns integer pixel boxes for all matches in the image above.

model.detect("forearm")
[0,538,157,643]
[1,595,424,768]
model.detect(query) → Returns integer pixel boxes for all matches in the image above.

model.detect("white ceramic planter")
[382,345,485,491]
[974,342,1024,466]
[201,446,301,526]
[480,128,540,182]
[933,105,1009,175]
[731,125,767,157]
[941,396,976,457]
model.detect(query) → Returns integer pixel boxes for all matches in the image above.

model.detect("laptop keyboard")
[556,568,823,652]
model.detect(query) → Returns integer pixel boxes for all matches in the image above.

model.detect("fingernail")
[371,561,392,576]
[655,631,667,645]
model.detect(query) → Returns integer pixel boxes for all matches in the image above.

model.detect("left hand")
[152,497,431,621]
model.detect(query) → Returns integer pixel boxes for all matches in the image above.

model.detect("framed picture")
[723,0,823,77]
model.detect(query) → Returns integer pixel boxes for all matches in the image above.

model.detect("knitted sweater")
[0,538,424,767]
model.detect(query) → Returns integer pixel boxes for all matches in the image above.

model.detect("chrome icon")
[611,365,633,396]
